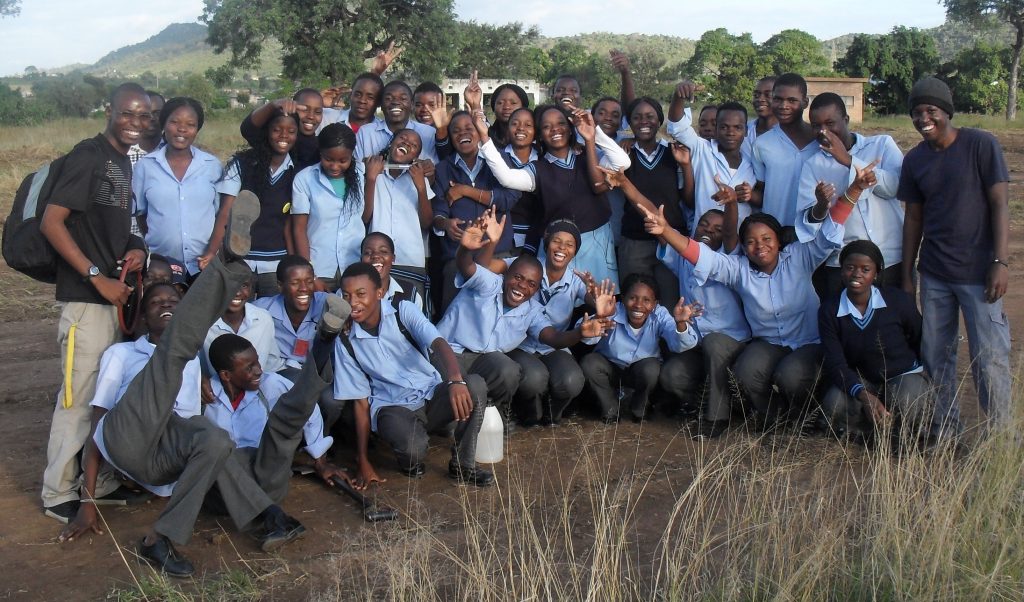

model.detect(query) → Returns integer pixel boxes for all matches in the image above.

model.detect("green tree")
[31,73,104,118]
[944,1,1024,119]
[940,42,1015,114]
[838,27,939,114]
[450,21,541,79]
[684,29,771,104]
[202,0,457,85]
[173,73,218,109]
[762,29,832,75]
[1,0,20,17]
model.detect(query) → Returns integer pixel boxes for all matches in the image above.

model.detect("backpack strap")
[391,296,429,361]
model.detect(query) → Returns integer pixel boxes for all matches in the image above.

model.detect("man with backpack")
[38,82,153,522]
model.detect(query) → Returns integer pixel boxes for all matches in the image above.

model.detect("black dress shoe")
[139,536,195,578]
[448,461,495,487]
[257,505,306,553]
[401,463,426,478]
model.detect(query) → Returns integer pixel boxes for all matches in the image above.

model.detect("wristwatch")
[86,265,100,279]
[993,258,1010,269]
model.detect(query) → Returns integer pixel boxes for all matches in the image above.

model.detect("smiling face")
[449,113,479,157]
[698,107,717,140]
[553,77,581,108]
[623,282,657,328]
[225,347,263,392]
[593,99,622,138]
[694,211,725,251]
[387,129,422,164]
[629,101,660,144]
[841,253,877,296]
[141,284,181,337]
[320,145,353,179]
[539,108,571,152]
[752,79,774,119]
[503,260,541,308]
[162,105,199,151]
[227,278,253,316]
[716,109,746,152]
[382,84,413,127]
[349,78,382,122]
[280,264,315,315]
[294,91,324,137]
[268,114,298,156]
[771,84,807,126]
[341,273,384,326]
[493,88,524,123]
[743,222,780,271]
[361,234,395,282]
[105,91,152,153]
[507,108,535,149]
[414,90,443,125]
[911,103,952,146]
[545,231,578,272]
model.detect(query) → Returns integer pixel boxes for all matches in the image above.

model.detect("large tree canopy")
[838,27,939,114]
[202,0,458,85]
[944,1,1024,119]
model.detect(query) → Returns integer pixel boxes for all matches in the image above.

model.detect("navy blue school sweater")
[528,155,611,247]
[818,285,922,398]
[623,144,686,241]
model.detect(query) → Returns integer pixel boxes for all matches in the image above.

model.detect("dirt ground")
[0,128,1022,600]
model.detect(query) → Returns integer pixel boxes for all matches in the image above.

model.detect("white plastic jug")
[475,405,504,464]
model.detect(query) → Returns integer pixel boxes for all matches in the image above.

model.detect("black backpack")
[2,139,99,283]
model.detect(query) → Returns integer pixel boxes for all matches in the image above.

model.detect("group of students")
[40,47,1012,577]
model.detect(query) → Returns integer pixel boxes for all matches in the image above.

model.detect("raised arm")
[610,49,636,110]
[362,156,384,223]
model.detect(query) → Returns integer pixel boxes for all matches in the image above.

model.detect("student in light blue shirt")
[580,273,699,423]
[318,72,385,135]
[744,76,778,154]
[438,212,613,425]
[353,81,438,165]
[203,272,282,378]
[291,123,365,292]
[332,262,493,486]
[639,166,863,429]
[134,97,223,275]
[750,73,821,228]
[360,232,425,313]
[795,92,905,297]
[665,93,757,235]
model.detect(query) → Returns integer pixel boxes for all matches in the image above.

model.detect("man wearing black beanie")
[897,76,1011,442]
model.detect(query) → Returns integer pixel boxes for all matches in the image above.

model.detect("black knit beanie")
[908,77,954,118]
[544,219,582,251]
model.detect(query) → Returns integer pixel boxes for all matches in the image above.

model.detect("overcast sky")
[0,0,949,77]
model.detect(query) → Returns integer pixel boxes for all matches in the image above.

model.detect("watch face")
[89,266,100,277]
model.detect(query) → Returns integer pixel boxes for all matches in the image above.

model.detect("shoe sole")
[261,524,306,553]
[138,554,195,579]
[44,508,72,524]
[320,295,352,335]
[226,190,261,259]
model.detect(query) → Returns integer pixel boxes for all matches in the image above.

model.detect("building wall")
[805,78,869,123]
[441,78,546,110]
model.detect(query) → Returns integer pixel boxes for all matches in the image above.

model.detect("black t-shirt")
[897,127,1009,284]
[50,134,146,304]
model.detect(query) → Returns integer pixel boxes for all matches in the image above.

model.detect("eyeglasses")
[117,111,154,121]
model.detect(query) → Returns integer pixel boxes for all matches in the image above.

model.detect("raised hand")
[815,180,837,205]
[580,312,612,338]
[712,173,738,204]
[464,70,483,111]
[672,297,702,326]
[817,128,852,166]
[365,155,385,181]
[321,86,346,108]
[640,204,667,236]
[481,206,506,243]
[598,166,627,189]
[671,142,691,167]
[734,181,752,203]
[444,217,466,241]
[429,103,451,133]
[273,98,303,116]
[673,80,698,102]
[574,269,597,294]
[852,159,880,190]
[459,216,488,251]
[609,49,630,74]
[371,40,403,75]
[592,277,617,318]
[573,108,596,142]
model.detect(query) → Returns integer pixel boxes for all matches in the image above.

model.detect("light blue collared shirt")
[667,108,757,234]
[291,163,367,278]
[252,292,331,370]
[203,303,283,376]
[518,266,587,355]
[752,124,821,227]
[582,304,698,368]
[691,215,845,349]
[206,372,333,459]
[353,119,438,165]
[437,266,551,354]
[133,145,223,273]
[318,108,385,135]
[836,285,888,321]
[332,299,443,430]
[795,133,905,268]
[367,169,435,267]
[658,243,751,343]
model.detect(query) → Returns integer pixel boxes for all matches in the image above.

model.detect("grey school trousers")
[660,333,748,422]
[455,351,522,416]
[375,377,488,472]
[101,257,273,545]
[506,348,585,424]
[821,372,933,438]
[731,340,824,420]
[581,354,662,421]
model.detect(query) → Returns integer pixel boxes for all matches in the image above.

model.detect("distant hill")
[26,18,1020,82]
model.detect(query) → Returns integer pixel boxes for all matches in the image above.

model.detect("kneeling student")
[59,199,348,578]
[332,261,493,486]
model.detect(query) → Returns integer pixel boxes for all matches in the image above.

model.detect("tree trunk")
[1007,22,1023,121]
